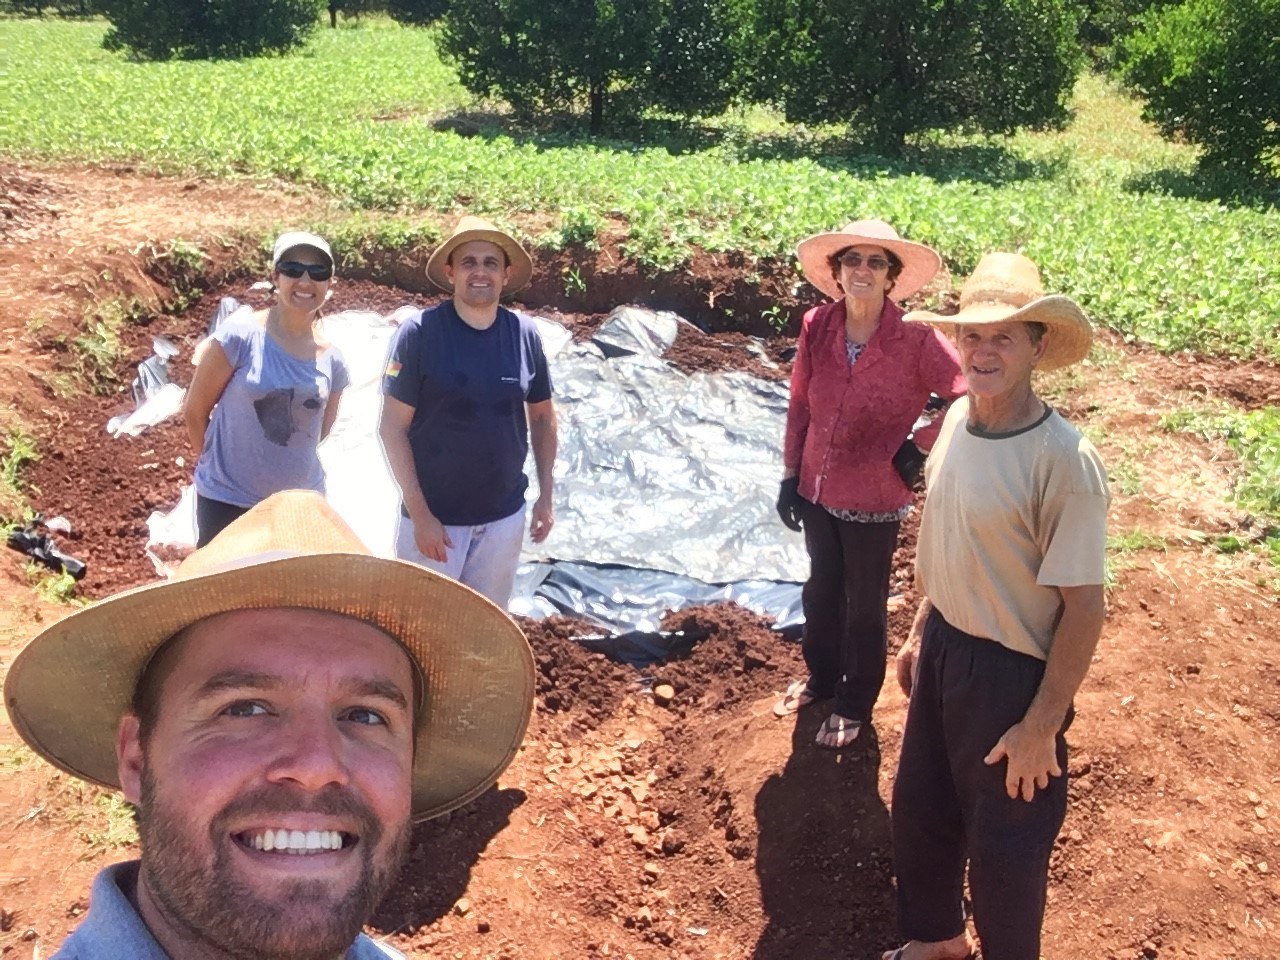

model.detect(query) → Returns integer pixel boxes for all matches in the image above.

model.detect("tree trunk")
[589,82,604,134]
[329,3,339,28]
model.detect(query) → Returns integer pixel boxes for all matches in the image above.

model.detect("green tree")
[1120,0,1280,174]
[744,0,1084,154]
[329,1,384,27]
[0,0,93,13]
[437,0,737,132]
[1077,0,1177,69]
[386,0,448,25]
[97,0,324,60]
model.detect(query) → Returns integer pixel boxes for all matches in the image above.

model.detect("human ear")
[1032,331,1051,364]
[117,713,145,805]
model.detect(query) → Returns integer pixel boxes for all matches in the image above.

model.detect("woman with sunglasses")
[184,231,349,546]
[773,220,965,749]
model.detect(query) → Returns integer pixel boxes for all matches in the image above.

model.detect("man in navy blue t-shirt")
[379,216,558,606]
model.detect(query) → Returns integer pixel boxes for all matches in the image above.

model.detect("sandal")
[881,942,975,960]
[773,679,819,717]
[815,712,862,748]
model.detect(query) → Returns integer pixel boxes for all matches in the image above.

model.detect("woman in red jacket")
[775,220,965,748]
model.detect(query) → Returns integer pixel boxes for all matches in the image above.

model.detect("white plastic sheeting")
[146,304,808,630]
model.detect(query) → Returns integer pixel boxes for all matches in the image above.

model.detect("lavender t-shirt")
[194,315,349,507]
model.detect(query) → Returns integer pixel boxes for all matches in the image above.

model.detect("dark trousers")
[195,494,251,548]
[799,499,900,722]
[891,608,1071,960]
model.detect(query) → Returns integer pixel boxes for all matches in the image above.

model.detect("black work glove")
[776,477,803,532]
[893,439,927,488]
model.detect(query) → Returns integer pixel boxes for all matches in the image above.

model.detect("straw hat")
[904,252,1092,371]
[426,215,534,294]
[3,490,535,823]
[796,219,942,302]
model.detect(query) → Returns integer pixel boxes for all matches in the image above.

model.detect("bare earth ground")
[0,164,1277,960]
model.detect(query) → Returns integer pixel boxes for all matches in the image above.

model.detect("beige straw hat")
[796,219,942,302]
[3,490,535,823]
[904,252,1092,371]
[426,215,534,294]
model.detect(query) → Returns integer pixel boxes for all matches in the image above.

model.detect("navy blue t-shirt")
[383,301,552,526]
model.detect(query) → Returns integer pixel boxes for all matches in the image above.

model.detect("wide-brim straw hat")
[904,252,1092,371]
[3,490,535,823]
[426,215,534,295]
[796,219,942,302]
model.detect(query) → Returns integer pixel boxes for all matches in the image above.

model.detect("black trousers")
[799,499,900,722]
[195,494,251,548]
[891,607,1071,960]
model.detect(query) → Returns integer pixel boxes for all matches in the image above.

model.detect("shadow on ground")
[753,712,897,960]
[426,109,1066,188]
[1124,166,1280,211]
[371,787,526,935]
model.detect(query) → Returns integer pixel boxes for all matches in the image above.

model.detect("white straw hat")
[4,490,535,823]
[903,252,1092,371]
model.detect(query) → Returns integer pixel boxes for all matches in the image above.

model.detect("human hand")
[892,439,926,487]
[412,513,453,563]
[895,641,919,698]
[530,493,554,544]
[776,477,803,532]
[983,720,1063,801]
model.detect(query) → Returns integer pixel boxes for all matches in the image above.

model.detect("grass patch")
[67,295,148,393]
[1109,459,1143,497]
[1161,406,1280,517]
[1163,405,1280,567]
[320,214,443,270]
[27,564,84,605]
[1108,530,1167,553]
[2,22,1280,357]
[68,789,139,854]
[1,427,39,519]
[0,743,36,773]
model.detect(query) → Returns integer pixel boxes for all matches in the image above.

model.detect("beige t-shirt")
[916,397,1109,660]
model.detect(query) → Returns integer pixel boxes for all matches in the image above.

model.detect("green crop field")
[2,17,1278,359]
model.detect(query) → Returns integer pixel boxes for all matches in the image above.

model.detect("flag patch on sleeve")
[385,360,402,378]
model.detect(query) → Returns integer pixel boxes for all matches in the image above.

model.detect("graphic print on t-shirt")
[253,387,323,446]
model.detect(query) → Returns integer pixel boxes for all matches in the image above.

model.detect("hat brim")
[904,295,1093,371]
[275,243,334,268]
[4,554,534,822]
[426,229,534,295]
[796,231,941,302]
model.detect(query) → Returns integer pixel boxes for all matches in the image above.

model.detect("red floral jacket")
[783,298,966,513]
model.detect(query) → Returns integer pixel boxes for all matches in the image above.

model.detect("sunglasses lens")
[278,261,332,281]
[839,252,889,271]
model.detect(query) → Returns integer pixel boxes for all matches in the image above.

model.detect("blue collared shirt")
[53,861,404,960]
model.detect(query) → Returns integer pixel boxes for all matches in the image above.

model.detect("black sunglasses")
[276,261,333,281]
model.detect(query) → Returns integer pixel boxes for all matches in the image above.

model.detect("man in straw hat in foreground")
[884,253,1109,960]
[4,490,535,960]
[379,215,557,608]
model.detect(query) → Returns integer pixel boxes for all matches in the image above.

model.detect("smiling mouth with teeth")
[236,828,354,854]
